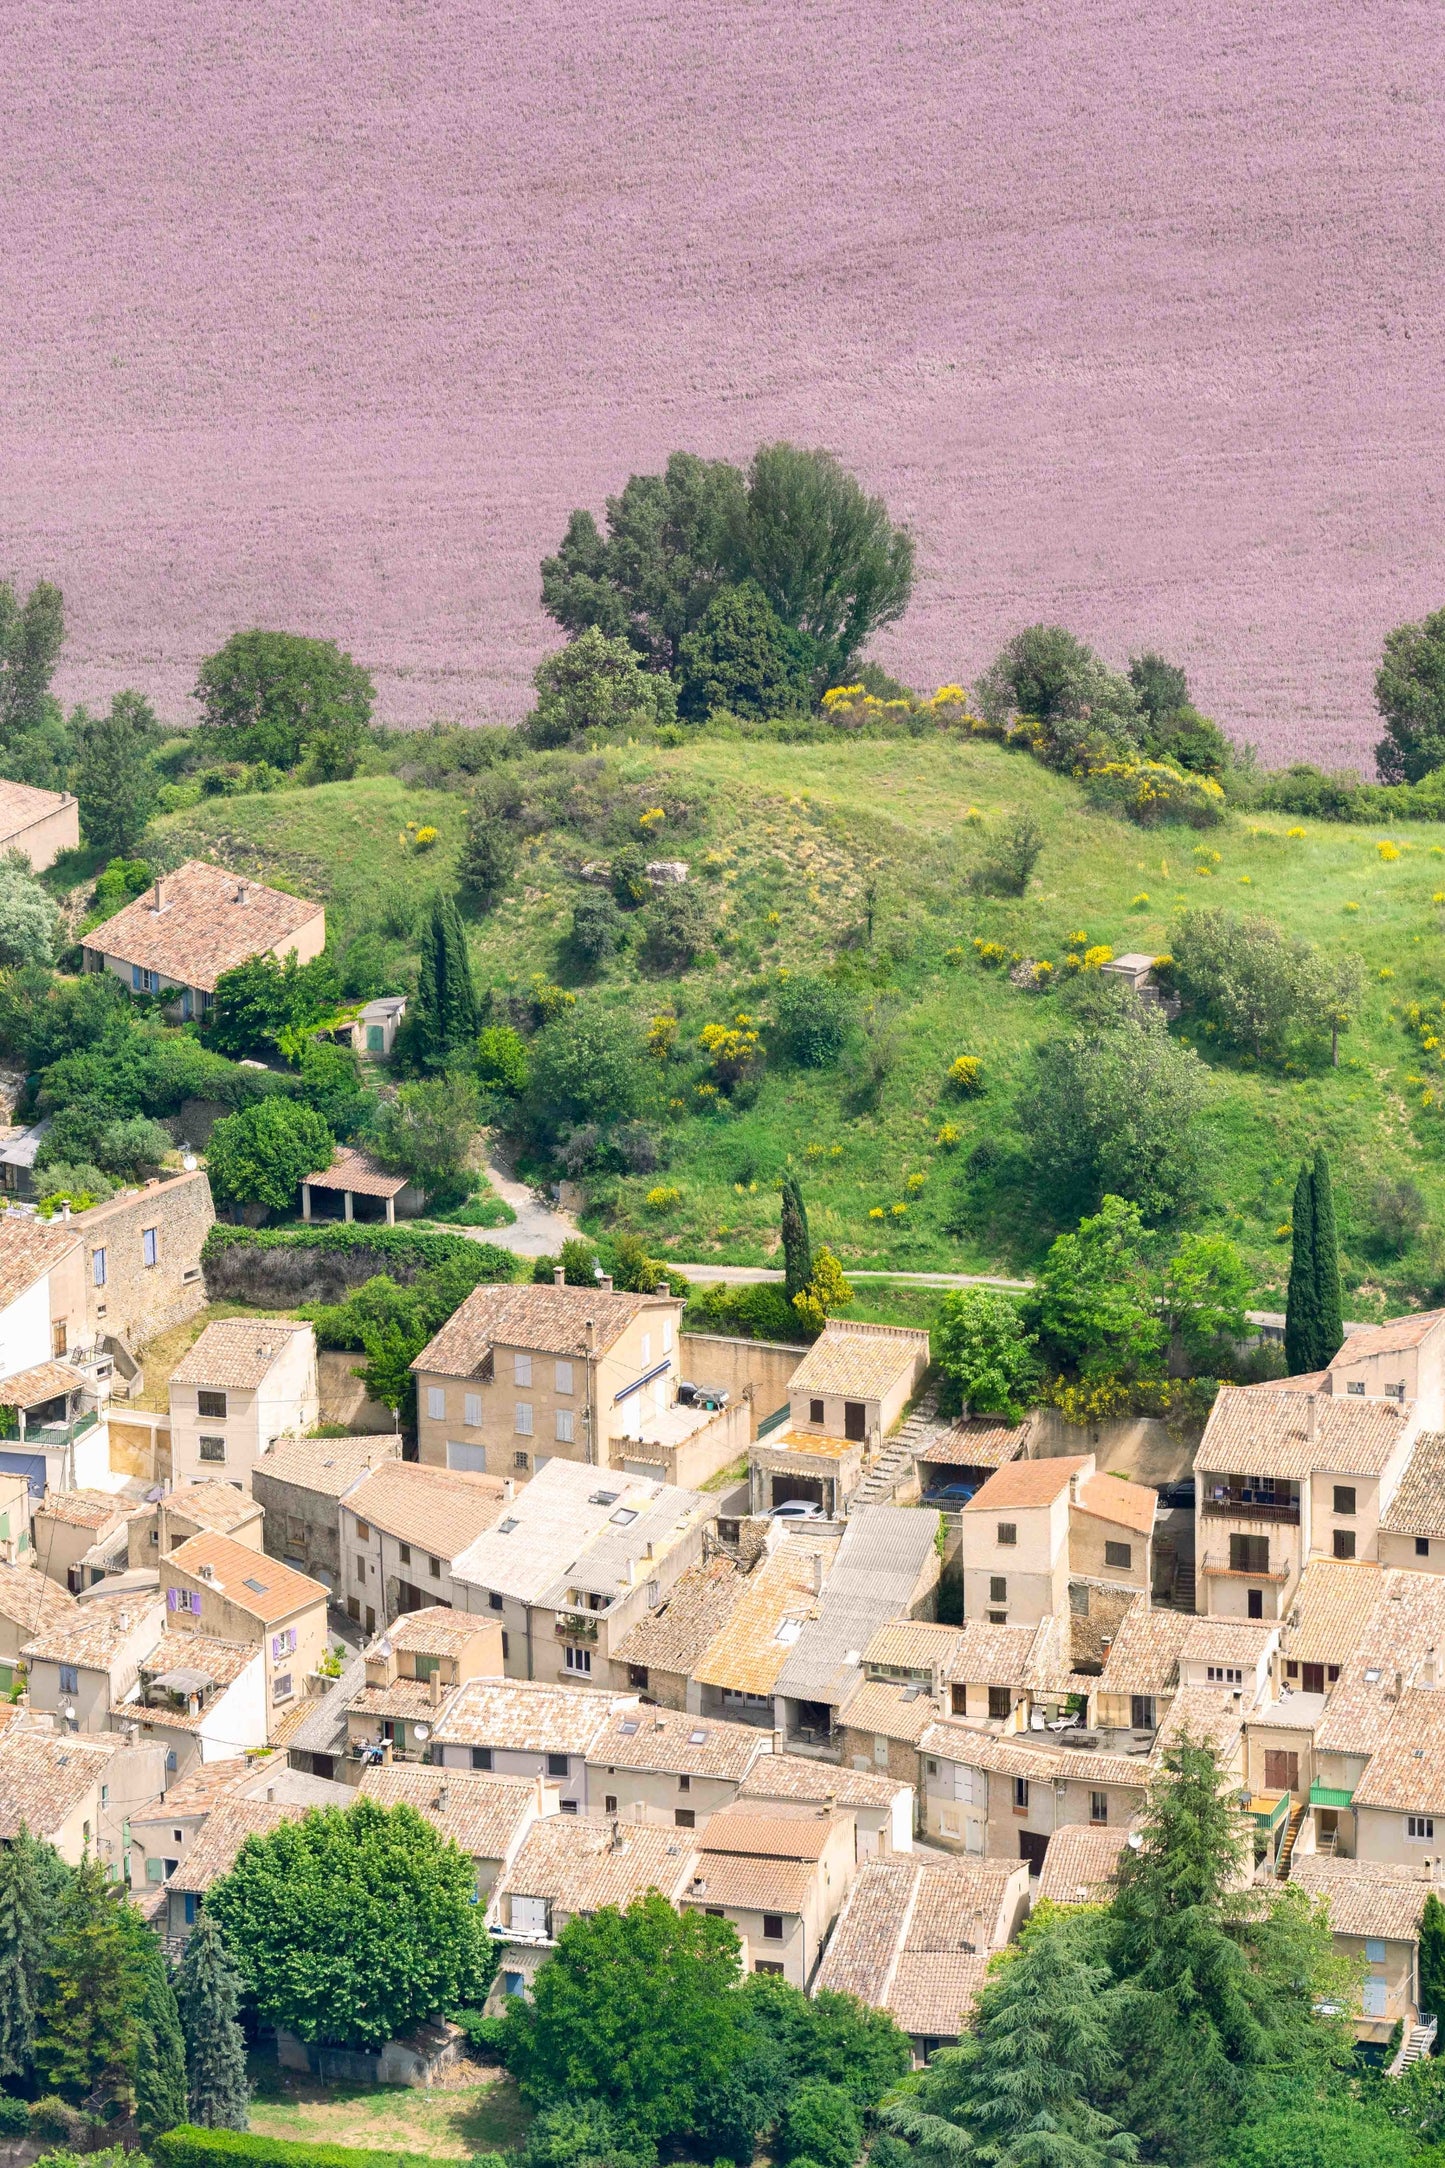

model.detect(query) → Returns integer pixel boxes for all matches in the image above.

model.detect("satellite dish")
[413,1722,431,1742]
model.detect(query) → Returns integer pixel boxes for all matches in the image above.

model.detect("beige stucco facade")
[682,1814,857,1988]
[169,1326,319,1491]
[161,1549,328,1731]
[961,1491,1070,1626]
[0,787,79,873]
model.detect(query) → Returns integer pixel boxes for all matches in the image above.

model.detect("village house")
[411,1276,686,1476]
[1034,1823,1133,1906]
[1067,1469,1157,1594]
[681,1801,857,1987]
[608,1554,748,1706]
[283,1651,366,1785]
[81,861,326,1023]
[918,1717,1151,1872]
[738,1753,915,1860]
[300,1145,424,1227]
[33,1489,143,1593]
[0,1564,73,1693]
[1379,1431,1445,1571]
[168,1319,320,1491]
[783,1323,930,1458]
[960,1457,1152,1628]
[1348,1687,1445,1867]
[340,1460,510,1631]
[484,1814,697,2004]
[771,1506,940,1753]
[126,1481,265,1571]
[161,1795,310,1946]
[835,1672,944,1796]
[690,1531,842,1731]
[1090,1600,1195,1742]
[359,1761,559,1900]
[914,1416,1030,1509]
[1309,1571,1445,1861]
[0,1219,113,1495]
[0,778,79,871]
[583,1703,774,1833]
[251,1432,401,1592]
[22,1590,164,1731]
[814,1854,1030,2061]
[129,1629,268,1780]
[1324,1310,1445,1425]
[128,1757,346,1899]
[430,1678,639,1814]
[162,1531,328,1730]
[342,1608,504,1771]
[1290,1854,1433,2047]
[0,1725,166,1875]
[75,1170,215,1354]
[1194,1385,1418,1619]
[1278,1557,1383,1697]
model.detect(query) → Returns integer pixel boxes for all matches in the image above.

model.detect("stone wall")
[679,1331,808,1423]
[1028,1406,1200,1488]
[77,1170,214,1349]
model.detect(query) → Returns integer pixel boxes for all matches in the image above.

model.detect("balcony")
[1201,1553,1291,1582]
[1200,1493,1300,1525]
[555,1613,599,1643]
[27,1408,100,1450]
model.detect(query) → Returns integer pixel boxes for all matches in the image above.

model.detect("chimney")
[554,1267,566,1288]
[1425,1648,1439,1691]
[436,1782,450,1810]
[429,1669,442,1708]
[1307,1396,1319,1447]
[503,1477,515,1502]
[151,876,166,912]
[643,1540,655,1562]
[235,880,249,906]
[610,1818,624,1851]
[381,1738,393,1765]
[600,1275,614,1294]
[585,1319,598,1355]
[823,1791,837,1815]
[811,1551,825,1594]
[266,1784,275,1803]
[118,1610,130,1632]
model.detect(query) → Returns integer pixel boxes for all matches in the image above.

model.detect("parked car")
[923,1480,978,1506]
[767,1499,828,1520]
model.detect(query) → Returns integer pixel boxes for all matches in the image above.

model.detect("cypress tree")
[1284,1157,1320,1376]
[1420,1893,1445,2030]
[176,1912,249,2130]
[1311,1145,1344,1367]
[133,1934,187,2141]
[413,893,478,1067]
[780,1172,812,1304]
[0,1826,63,2082]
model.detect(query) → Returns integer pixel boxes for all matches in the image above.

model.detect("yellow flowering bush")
[1131,892,1149,907]
[1378,839,1401,862]
[413,826,438,850]
[528,974,575,1022]
[645,1185,681,1213]
[868,1205,885,1220]
[947,1055,984,1095]
[972,939,1010,968]
[936,1122,961,1148]
[1287,826,1306,838]
[905,1172,926,1193]
[944,945,968,966]
[792,1247,855,1333]
[698,1015,762,1089]
[639,807,666,829]
[1344,902,1360,913]
[891,1202,908,1217]
[646,1014,678,1063]
[1085,758,1225,829]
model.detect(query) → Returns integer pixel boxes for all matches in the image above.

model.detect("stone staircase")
[850,1388,941,1510]
[1276,1799,1308,1878]
[1389,2015,1437,2076]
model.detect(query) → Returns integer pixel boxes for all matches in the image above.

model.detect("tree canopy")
[1376,607,1445,783]
[194,629,375,776]
[204,1096,334,1214]
[72,691,161,856]
[1016,995,1208,1219]
[933,1287,1041,1422]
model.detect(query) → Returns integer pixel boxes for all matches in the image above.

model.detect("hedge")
[155,2129,460,2168]
[203,1222,517,1281]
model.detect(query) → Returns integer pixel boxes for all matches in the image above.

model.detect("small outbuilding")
[0,780,79,872]
[301,1145,423,1225]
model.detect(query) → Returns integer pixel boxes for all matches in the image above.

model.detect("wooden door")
[1264,1749,1299,1792]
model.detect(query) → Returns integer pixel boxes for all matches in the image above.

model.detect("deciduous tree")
[677,579,809,721]
[1375,607,1445,782]
[933,1288,1041,1421]
[1017,1003,1207,1219]
[72,692,160,857]
[205,1096,334,1215]
[738,444,914,687]
[194,629,374,775]
[525,629,678,749]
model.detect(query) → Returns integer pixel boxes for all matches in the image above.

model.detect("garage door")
[447,1441,489,1473]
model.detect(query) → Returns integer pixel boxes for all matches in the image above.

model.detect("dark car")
[923,1480,978,1506]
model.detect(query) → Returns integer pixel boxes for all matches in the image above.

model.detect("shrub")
[0,857,59,968]
[777,2082,862,2168]
[976,625,1142,769]
[527,1008,646,1137]
[457,805,515,912]
[1084,758,1226,827]
[526,628,678,750]
[699,1016,763,1093]
[0,2096,29,2136]
[934,1288,1040,1421]
[645,1185,680,1213]
[640,883,710,971]
[155,2133,457,2168]
[1364,1176,1428,1257]
[968,812,1044,896]
[1017,1004,1208,1220]
[792,1248,854,1334]
[947,1056,983,1095]
[570,889,625,970]
[1169,907,1334,1062]
[205,1099,334,1215]
[475,1024,530,1094]
[771,976,856,1069]
[686,1281,805,1343]
[610,846,652,909]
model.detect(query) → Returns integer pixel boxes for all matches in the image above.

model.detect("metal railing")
[25,1409,100,1448]
[1200,1495,1300,1525]
[555,1613,600,1642]
[1201,1552,1290,1581]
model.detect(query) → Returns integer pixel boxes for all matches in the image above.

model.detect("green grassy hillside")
[147,739,1445,1314]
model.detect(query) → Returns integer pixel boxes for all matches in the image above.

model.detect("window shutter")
[271,1635,281,1660]
[190,1591,202,1615]
[166,1588,176,1612]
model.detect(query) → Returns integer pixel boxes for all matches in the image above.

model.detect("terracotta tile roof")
[129,1756,250,1822]
[345,1676,458,1724]
[1182,1618,1279,1667]
[693,1536,840,1698]
[1282,1559,1385,1666]
[501,1814,695,1915]
[164,1483,264,1535]
[786,1324,929,1403]
[740,1753,910,1811]
[1035,1824,1132,1905]
[587,1706,770,1782]
[170,1319,314,1391]
[93,860,323,994]
[0,1730,120,1839]
[963,1458,1091,1512]
[0,1220,80,1312]
[916,1417,1030,1470]
[34,1488,133,1532]
[254,1433,401,1498]
[1315,1573,1445,1757]
[1074,1472,1157,1536]
[1150,1687,1245,1760]
[0,1360,87,1409]
[838,1677,940,1744]
[814,1856,1018,2035]
[433,1679,634,1757]
[1329,1312,1445,1364]
[414,1283,675,1375]
[863,1621,965,1678]
[0,779,74,836]
[1351,1689,1445,1814]
[305,1146,410,1201]
[1291,1854,1435,1942]
[22,1592,163,1669]
[684,1837,825,1914]
[138,1629,258,1692]
[1198,1385,1411,1479]
[949,1619,1044,1688]
[385,1608,497,1658]
[166,1532,326,1623]
[169,1798,307,1892]
[611,1557,747,1678]
[699,1801,838,1859]
[919,1718,1152,1793]
[1382,1432,1445,1538]
[0,1567,76,1637]
[1094,1599,1193,1697]
[358,1762,541,1860]
[344,1461,508,1557]
[754,1428,856,1461]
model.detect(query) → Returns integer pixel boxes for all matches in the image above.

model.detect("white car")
[768,1499,828,1519]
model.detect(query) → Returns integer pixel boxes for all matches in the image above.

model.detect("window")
[274,1674,293,1702]
[1419,1538,1432,1558]
[762,1914,783,1941]
[1090,1791,1108,1825]
[755,1959,785,1975]
[556,1410,575,1444]
[997,1522,1017,1547]
[1230,1533,1269,1574]
[471,1747,493,1771]
[198,1438,226,1463]
[1104,1540,1132,1570]
[464,1393,482,1428]
[1346,1379,1364,1395]
[1206,1665,1243,1685]
[547,1753,569,1778]
[988,1686,1011,1721]
[987,1611,1007,1625]
[663,1320,673,1352]
[92,1247,106,1287]
[1333,1529,1357,1561]
[989,1576,1007,1603]
[675,1808,695,1829]
[355,1555,367,1580]
[503,1970,525,1997]
[1013,1777,1028,1811]
[1131,1695,1156,1730]
[515,1403,534,1436]
[564,1644,593,1675]
[1333,1485,1357,1517]
[514,1451,530,1470]
[1410,1816,1435,1841]
[398,1542,411,1566]
[59,1665,78,1695]
[426,1388,445,1422]
[678,1773,691,1793]
[142,1226,158,1267]
[642,1334,652,1364]
[628,1663,649,1689]
[489,1590,504,1612]
[1247,1590,1264,1619]
[604,1794,618,1814]
[556,1362,574,1395]
[501,1632,510,1659]
[197,1390,227,1420]
[809,1399,825,1424]
[514,1353,533,1387]
[132,964,157,993]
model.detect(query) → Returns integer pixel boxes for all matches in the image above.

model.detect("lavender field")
[4,0,1444,766]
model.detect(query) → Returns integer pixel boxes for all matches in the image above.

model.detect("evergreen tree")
[72,692,159,856]
[457,807,515,914]
[412,894,478,1067]
[1420,1892,1445,2030]
[33,1857,144,2109]
[132,1931,187,2141]
[1284,1156,1319,1376]
[780,1173,812,1304]
[0,1827,67,2083]
[176,1912,249,2130]
[1311,1145,1344,1366]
